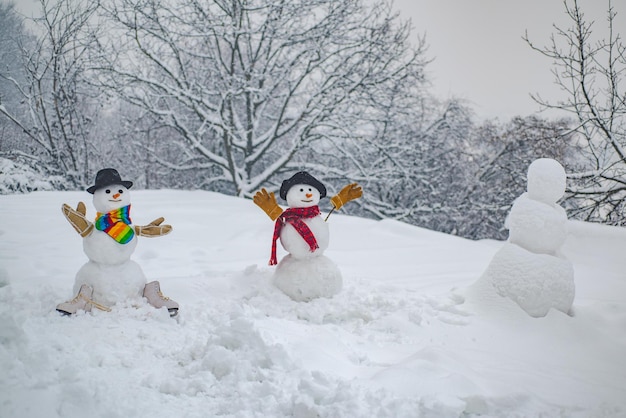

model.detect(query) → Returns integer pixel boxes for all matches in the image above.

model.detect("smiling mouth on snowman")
[109,199,122,202]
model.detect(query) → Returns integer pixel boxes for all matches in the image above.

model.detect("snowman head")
[286,184,322,208]
[279,171,326,208]
[93,184,132,213]
[87,168,134,213]
[526,158,566,204]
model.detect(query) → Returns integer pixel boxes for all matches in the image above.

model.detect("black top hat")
[86,168,133,194]
[279,171,327,200]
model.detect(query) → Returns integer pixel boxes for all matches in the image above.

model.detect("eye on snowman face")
[93,185,132,213]
[286,184,321,208]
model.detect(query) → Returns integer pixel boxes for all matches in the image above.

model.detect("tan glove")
[134,217,172,237]
[62,202,94,237]
[330,183,363,210]
[253,188,284,221]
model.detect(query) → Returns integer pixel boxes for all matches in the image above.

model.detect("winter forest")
[1,0,625,240]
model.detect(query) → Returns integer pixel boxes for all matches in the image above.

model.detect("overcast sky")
[393,0,626,119]
[13,0,625,120]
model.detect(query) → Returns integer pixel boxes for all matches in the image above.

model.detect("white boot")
[143,281,179,316]
[56,284,111,315]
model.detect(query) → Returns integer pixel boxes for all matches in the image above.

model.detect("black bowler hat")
[279,171,327,200]
[86,168,133,194]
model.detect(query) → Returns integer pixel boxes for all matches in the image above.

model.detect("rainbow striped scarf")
[94,205,134,244]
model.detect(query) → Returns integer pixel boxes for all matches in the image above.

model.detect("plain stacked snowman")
[254,172,362,301]
[56,168,179,316]
[469,158,575,317]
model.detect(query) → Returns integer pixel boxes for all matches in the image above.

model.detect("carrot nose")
[306,193,313,198]
[113,193,121,199]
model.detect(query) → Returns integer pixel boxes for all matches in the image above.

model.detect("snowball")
[74,259,146,306]
[273,254,342,301]
[506,194,568,254]
[526,158,566,204]
[475,243,575,317]
[280,216,329,259]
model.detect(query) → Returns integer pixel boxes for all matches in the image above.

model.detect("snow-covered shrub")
[0,157,67,194]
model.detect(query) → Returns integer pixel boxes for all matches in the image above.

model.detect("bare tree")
[0,0,103,187]
[96,0,429,196]
[525,0,626,224]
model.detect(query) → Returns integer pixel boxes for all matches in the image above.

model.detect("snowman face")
[93,184,131,213]
[286,183,321,208]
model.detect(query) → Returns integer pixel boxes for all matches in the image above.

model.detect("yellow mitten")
[253,188,284,221]
[330,183,363,210]
[134,217,173,237]
[62,202,94,237]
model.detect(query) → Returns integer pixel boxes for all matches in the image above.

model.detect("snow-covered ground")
[1,190,625,417]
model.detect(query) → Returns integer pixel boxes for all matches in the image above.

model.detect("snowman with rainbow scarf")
[254,171,362,301]
[56,168,179,316]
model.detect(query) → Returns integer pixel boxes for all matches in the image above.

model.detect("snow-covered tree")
[456,116,576,240]
[526,0,626,225]
[0,0,105,188]
[342,109,576,240]
[340,99,473,226]
[96,0,429,196]
[0,2,31,157]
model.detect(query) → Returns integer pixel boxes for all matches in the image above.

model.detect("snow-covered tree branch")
[525,0,626,224]
[95,0,428,196]
[0,0,106,187]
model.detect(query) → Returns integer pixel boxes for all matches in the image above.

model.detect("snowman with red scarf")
[56,168,179,316]
[254,171,362,301]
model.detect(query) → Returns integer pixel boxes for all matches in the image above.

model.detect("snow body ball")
[274,254,342,302]
[470,158,575,317]
[478,243,575,317]
[506,195,568,256]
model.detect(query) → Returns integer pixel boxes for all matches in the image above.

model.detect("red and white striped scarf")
[270,206,320,265]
